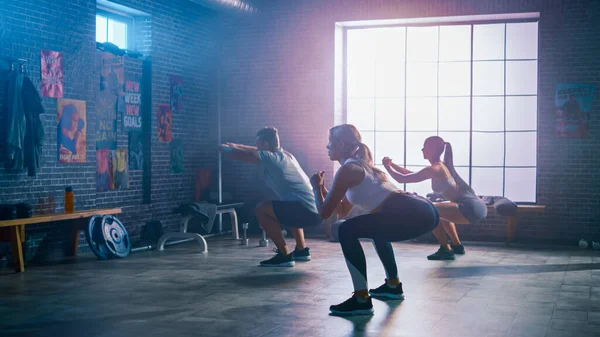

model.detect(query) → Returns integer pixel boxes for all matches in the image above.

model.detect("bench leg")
[11,226,24,273]
[506,214,519,244]
[68,219,86,257]
[230,210,239,240]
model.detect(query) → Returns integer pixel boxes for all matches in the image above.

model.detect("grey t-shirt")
[258,149,318,214]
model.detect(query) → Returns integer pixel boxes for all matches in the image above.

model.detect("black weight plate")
[101,215,131,258]
[85,215,112,260]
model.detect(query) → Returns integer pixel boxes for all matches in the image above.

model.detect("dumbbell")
[259,229,269,247]
[241,222,249,246]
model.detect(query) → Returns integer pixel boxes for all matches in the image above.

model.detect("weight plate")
[85,215,112,260]
[101,215,131,258]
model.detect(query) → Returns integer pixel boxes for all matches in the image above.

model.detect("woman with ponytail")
[382,136,487,261]
[310,124,439,315]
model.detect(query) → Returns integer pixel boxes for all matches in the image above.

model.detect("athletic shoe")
[451,244,465,255]
[369,281,405,300]
[260,252,295,267]
[273,247,311,262]
[427,246,456,260]
[330,295,374,316]
[292,247,311,261]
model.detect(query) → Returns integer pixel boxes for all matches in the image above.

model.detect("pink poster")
[41,50,63,98]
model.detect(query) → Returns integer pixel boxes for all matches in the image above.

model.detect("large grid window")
[96,12,130,49]
[345,21,538,202]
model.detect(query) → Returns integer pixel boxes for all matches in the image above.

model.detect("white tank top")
[344,158,398,212]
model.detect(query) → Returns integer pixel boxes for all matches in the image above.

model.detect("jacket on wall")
[3,70,45,176]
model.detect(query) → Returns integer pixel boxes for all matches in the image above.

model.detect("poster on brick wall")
[96,52,123,150]
[555,83,595,138]
[112,148,129,190]
[170,75,183,112]
[128,132,144,171]
[96,149,112,191]
[57,99,86,163]
[40,50,63,98]
[170,139,183,173]
[124,79,142,130]
[157,104,172,142]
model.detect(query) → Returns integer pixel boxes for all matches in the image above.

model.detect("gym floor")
[1,237,599,337]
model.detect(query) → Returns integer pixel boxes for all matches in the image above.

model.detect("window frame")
[342,17,540,204]
[96,8,134,50]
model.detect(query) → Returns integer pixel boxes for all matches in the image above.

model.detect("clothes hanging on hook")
[3,68,45,176]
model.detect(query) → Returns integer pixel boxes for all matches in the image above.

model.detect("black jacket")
[3,71,45,176]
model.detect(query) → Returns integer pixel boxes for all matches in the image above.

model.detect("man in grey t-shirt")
[220,127,321,267]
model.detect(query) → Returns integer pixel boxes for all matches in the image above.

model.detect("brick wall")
[219,0,600,244]
[0,0,221,260]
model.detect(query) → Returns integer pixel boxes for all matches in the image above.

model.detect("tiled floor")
[1,236,600,337]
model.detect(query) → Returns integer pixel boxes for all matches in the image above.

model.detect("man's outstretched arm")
[219,143,260,165]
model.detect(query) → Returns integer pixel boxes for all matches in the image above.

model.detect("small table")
[0,208,122,273]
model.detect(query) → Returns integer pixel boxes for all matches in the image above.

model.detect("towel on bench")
[481,196,518,216]
[173,202,218,234]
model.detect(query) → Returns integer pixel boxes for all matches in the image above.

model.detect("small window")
[96,11,130,49]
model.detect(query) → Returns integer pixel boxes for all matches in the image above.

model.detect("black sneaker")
[451,244,465,255]
[427,246,456,260]
[330,295,374,316]
[260,252,295,267]
[369,281,405,300]
[292,247,311,261]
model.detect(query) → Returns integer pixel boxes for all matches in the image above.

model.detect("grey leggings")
[339,193,439,291]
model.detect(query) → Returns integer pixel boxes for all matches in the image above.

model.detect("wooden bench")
[0,208,122,273]
[433,203,546,243]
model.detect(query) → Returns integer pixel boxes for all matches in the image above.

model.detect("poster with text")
[57,99,86,163]
[96,149,112,192]
[100,52,125,113]
[170,139,183,173]
[41,50,63,98]
[157,104,172,142]
[112,148,129,190]
[555,83,595,138]
[170,75,183,112]
[96,52,121,150]
[128,132,144,171]
[124,79,142,130]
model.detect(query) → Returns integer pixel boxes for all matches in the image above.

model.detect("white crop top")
[344,158,398,212]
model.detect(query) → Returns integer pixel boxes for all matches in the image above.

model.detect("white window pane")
[407,63,437,97]
[506,22,538,60]
[472,132,504,166]
[439,25,471,62]
[473,97,504,132]
[439,62,471,97]
[406,133,430,166]
[505,168,536,202]
[439,97,470,131]
[473,24,505,61]
[375,28,406,97]
[360,131,375,165]
[473,61,504,96]
[375,165,403,189]
[374,132,404,165]
[375,98,404,131]
[506,96,537,131]
[438,132,470,166]
[108,19,127,49]
[506,132,536,166]
[405,166,433,196]
[506,61,538,95]
[96,16,107,42]
[471,167,504,196]
[406,98,437,131]
[347,98,375,131]
[407,26,438,62]
[375,62,405,98]
[347,29,376,98]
